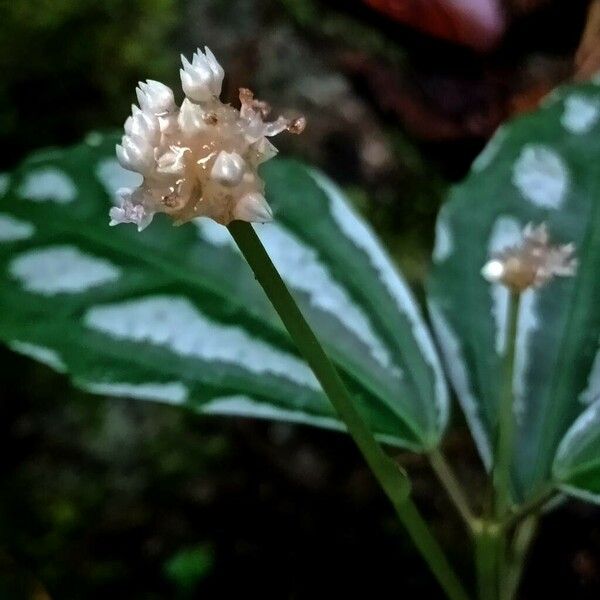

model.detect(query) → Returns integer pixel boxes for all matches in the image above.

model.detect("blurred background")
[1,0,599,597]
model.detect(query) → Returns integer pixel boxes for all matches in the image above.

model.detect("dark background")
[0,1,598,597]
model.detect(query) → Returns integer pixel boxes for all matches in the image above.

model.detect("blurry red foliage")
[363,0,506,50]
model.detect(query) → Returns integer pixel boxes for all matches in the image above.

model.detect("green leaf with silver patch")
[0,133,448,451]
[428,83,600,503]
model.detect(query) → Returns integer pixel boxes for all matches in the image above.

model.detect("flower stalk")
[110,45,469,600]
[473,290,521,600]
[494,291,520,519]
[473,222,579,600]
[228,220,469,600]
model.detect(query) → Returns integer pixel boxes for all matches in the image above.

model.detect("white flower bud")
[180,47,224,102]
[124,105,160,145]
[203,46,225,87]
[116,134,155,174]
[210,151,245,187]
[158,114,178,136]
[178,98,209,135]
[481,259,505,283]
[135,80,175,115]
[233,192,273,222]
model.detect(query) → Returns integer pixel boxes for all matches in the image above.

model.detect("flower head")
[110,47,305,231]
[481,223,577,291]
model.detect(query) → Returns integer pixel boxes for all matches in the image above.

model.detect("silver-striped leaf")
[0,133,448,451]
[428,82,600,502]
[553,399,600,503]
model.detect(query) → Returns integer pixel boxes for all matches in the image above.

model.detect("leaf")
[428,83,600,502]
[0,133,447,451]
[553,400,600,504]
[363,0,505,51]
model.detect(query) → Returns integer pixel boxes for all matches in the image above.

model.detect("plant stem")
[229,221,470,600]
[492,291,521,590]
[494,291,520,518]
[429,450,477,535]
[474,522,500,600]
[502,488,554,530]
[501,517,538,600]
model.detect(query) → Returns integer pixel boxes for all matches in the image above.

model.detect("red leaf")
[364,0,506,51]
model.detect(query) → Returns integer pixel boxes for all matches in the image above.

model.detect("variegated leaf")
[553,399,600,503]
[0,133,448,451]
[428,83,600,502]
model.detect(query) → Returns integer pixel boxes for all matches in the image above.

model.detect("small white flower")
[177,98,210,135]
[210,151,246,187]
[115,134,155,174]
[481,223,577,291]
[180,47,225,102]
[203,47,225,85]
[124,105,160,145]
[109,189,153,231]
[233,192,272,222]
[135,80,175,115]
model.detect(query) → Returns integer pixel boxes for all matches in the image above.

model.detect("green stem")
[429,450,477,535]
[501,517,538,600]
[229,221,470,600]
[494,291,521,518]
[491,292,520,592]
[502,488,554,530]
[474,522,500,600]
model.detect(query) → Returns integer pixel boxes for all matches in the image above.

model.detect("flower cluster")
[110,47,305,231]
[481,223,577,291]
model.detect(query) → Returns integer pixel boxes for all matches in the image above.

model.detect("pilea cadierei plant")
[2,48,600,599]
